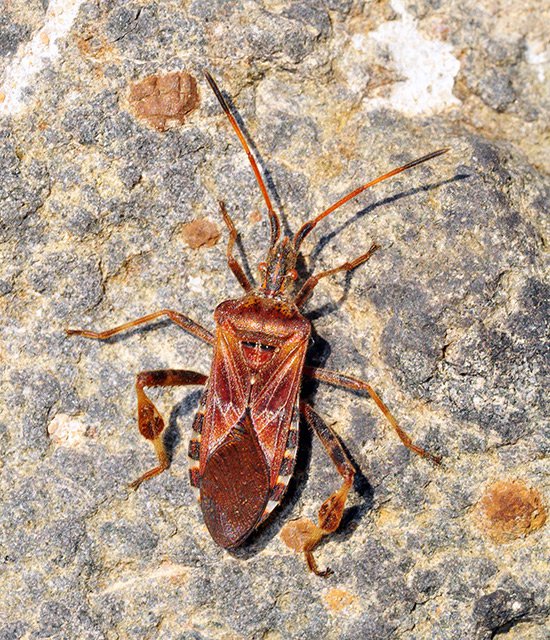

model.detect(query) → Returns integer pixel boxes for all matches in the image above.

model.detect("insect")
[67,71,445,576]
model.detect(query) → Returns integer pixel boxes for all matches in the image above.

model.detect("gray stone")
[0,1,547,639]
[477,68,517,112]
[105,4,141,44]
[0,622,28,640]
[473,582,536,635]
[0,16,30,57]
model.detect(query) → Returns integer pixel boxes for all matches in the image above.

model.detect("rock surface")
[0,1,548,639]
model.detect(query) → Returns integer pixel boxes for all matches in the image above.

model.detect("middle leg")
[304,366,441,464]
[132,369,208,489]
[280,401,355,577]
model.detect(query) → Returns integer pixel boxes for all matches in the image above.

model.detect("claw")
[306,551,333,578]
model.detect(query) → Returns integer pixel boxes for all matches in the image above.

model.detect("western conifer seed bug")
[68,71,445,576]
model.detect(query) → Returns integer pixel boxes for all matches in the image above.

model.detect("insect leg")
[219,200,253,292]
[294,243,379,308]
[280,401,355,577]
[304,366,441,464]
[132,369,208,490]
[67,309,214,345]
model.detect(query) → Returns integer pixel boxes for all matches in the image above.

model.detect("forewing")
[200,329,248,470]
[250,340,307,484]
[200,409,271,548]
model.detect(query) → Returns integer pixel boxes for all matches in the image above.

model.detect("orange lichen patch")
[280,517,318,551]
[477,480,547,542]
[128,71,199,131]
[180,218,220,249]
[75,35,114,60]
[323,588,358,613]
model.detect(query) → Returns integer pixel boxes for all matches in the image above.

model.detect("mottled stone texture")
[0,1,548,639]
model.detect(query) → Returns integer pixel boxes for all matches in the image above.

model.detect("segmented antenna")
[205,71,282,247]
[293,149,449,249]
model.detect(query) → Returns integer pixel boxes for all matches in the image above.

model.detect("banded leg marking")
[189,467,201,489]
[188,410,205,500]
[131,369,208,490]
[279,455,295,478]
[187,439,201,461]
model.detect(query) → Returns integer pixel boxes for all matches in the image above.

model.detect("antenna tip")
[203,70,225,103]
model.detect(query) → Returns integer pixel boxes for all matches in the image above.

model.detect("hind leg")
[281,401,355,577]
[131,369,208,489]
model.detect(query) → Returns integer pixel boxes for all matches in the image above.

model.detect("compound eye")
[286,269,298,281]
[258,262,267,273]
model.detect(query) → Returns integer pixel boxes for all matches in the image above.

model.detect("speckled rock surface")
[0,1,548,639]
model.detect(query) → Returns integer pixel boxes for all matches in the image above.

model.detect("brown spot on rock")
[249,209,262,224]
[478,480,546,542]
[323,588,358,613]
[129,71,199,131]
[76,35,114,60]
[181,218,220,249]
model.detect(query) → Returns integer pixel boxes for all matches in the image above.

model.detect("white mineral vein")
[367,0,461,115]
[0,0,85,116]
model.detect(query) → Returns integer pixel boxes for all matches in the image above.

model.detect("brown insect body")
[68,71,446,575]
[195,259,310,547]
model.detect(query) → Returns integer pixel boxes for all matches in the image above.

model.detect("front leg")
[304,366,441,464]
[132,369,208,489]
[219,201,253,292]
[281,401,355,577]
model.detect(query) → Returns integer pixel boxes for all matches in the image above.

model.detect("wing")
[196,318,308,547]
[200,322,308,485]
[200,408,271,549]
[200,328,249,471]
[250,339,308,485]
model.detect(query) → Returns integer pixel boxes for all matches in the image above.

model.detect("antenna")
[205,71,282,246]
[294,149,449,249]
